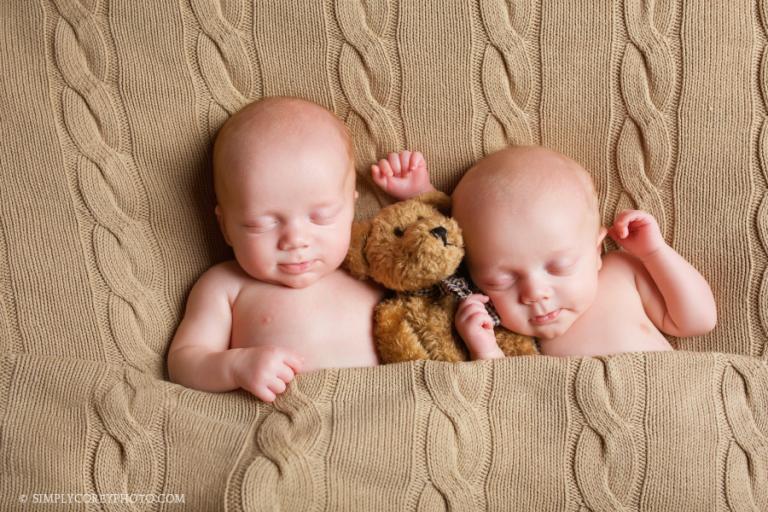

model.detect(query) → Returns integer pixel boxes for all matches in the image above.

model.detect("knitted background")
[0,1,766,510]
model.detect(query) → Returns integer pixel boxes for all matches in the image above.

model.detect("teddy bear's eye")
[394,227,405,237]
[417,216,424,221]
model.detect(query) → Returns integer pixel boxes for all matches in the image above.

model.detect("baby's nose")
[519,278,550,304]
[430,226,448,245]
[280,238,309,251]
[278,222,310,250]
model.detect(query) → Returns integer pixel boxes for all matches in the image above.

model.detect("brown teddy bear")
[344,191,538,363]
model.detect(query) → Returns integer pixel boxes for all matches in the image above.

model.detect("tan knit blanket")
[0,1,766,510]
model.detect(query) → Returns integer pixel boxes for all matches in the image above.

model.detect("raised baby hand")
[230,345,303,402]
[371,150,435,200]
[608,209,666,259]
[455,294,505,360]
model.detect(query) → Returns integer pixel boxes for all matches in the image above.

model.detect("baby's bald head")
[453,146,601,239]
[453,146,607,340]
[213,96,354,209]
[211,97,358,287]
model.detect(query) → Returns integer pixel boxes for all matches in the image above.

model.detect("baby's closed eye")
[548,262,575,275]
[310,205,343,225]
[244,217,278,232]
[479,275,515,290]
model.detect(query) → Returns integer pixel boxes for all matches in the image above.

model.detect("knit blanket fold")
[2,352,765,510]
[2,1,768,509]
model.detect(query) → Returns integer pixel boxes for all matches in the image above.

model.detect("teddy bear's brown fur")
[344,191,538,363]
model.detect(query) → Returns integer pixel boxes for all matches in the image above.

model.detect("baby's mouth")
[278,260,316,274]
[531,309,561,325]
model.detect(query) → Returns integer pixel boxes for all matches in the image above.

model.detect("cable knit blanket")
[0,1,766,510]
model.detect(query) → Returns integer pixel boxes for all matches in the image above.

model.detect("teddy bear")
[344,190,538,363]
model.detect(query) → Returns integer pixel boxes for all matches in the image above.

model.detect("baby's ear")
[415,190,452,216]
[596,226,608,270]
[215,205,232,246]
[343,220,372,279]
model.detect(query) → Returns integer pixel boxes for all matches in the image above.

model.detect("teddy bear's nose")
[430,226,448,245]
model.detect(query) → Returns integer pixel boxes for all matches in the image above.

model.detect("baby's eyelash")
[483,276,515,288]
[311,205,343,222]
[244,225,275,233]
[548,263,575,274]
[311,213,339,224]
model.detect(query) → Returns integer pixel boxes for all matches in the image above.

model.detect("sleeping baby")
[167,96,382,402]
[372,145,717,357]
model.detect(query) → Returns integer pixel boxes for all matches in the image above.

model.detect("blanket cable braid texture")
[0,1,766,510]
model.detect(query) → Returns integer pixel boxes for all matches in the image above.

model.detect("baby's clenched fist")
[455,294,504,360]
[230,345,303,402]
[608,209,665,260]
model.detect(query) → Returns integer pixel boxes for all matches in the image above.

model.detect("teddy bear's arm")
[374,300,431,363]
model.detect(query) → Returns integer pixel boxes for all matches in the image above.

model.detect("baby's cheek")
[322,225,352,268]
[486,292,520,327]
[563,272,599,311]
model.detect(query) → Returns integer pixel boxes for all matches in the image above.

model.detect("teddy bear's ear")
[415,190,452,215]
[343,220,372,279]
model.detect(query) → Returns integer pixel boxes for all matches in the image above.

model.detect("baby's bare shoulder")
[195,260,252,303]
[599,250,646,290]
[601,250,642,274]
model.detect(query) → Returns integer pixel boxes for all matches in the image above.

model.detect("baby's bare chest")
[544,271,672,357]
[229,272,382,371]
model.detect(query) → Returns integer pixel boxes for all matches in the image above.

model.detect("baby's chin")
[502,315,574,340]
[530,325,569,340]
[240,266,327,289]
[272,270,327,289]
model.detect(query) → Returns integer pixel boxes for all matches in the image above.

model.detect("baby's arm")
[609,210,717,337]
[455,294,505,359]
[371,150,436,200]
[167,265,302,402]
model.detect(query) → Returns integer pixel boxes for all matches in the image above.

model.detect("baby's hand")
[455,294,504,359]
[371,150,434,200]
[609,209,666,259]
[230,346,303,402]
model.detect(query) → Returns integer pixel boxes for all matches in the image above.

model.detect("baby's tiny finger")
[401,150,412,171]
[465,302,486,316]
[283,353,303,373]
[469,311,493,329]
[387,152,401,175]
[622,210,644,226]
[458,300,482,317]
[275,364,295,383]
[467,293,489,304]
[377,158,392,177]
[468,310,489,323]
[611,221,627,238]
[456,306,473,324]
[458,303,483,323]
[412,151,424,169]
[267,378,287,395]
[257,386,276,403]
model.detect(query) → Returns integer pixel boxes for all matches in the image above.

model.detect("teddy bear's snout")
[429,226,448,245]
